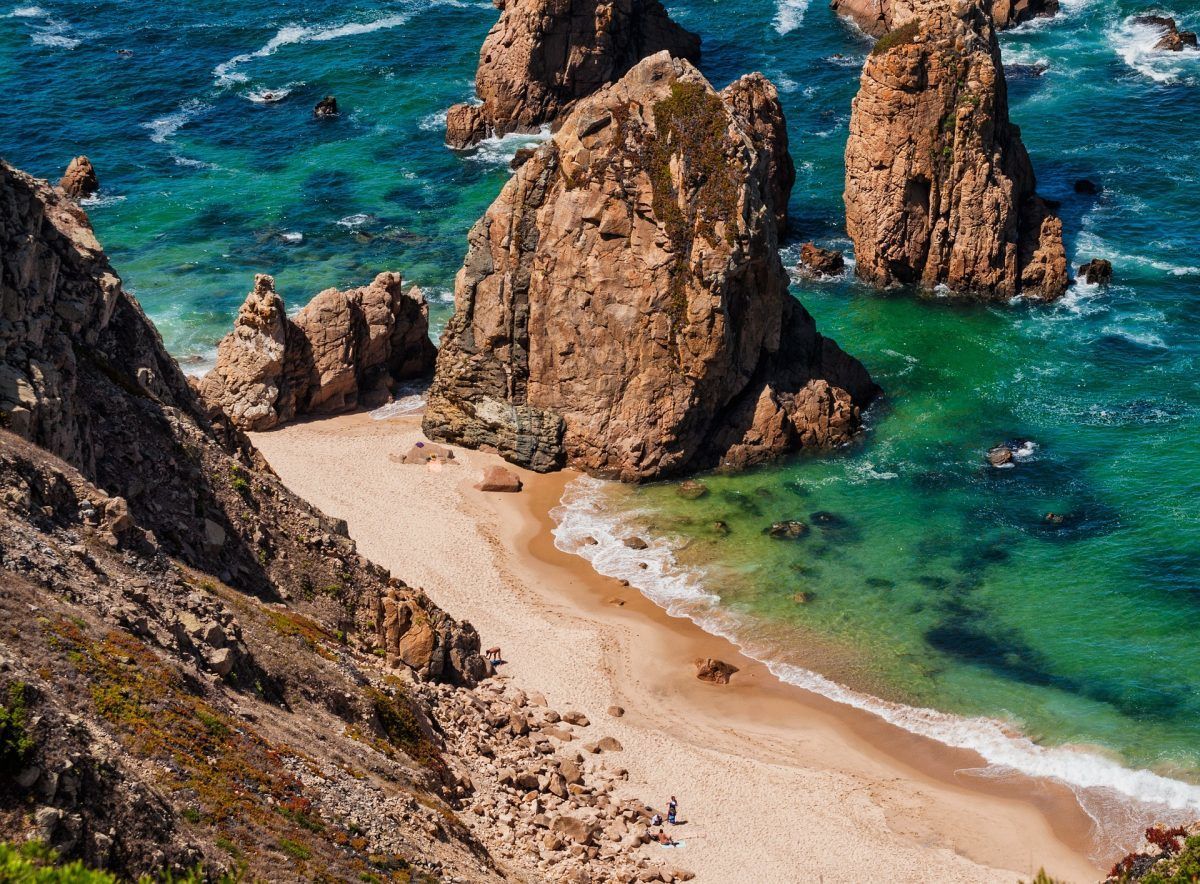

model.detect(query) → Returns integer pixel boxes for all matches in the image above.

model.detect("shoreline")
[251,411,1104,883]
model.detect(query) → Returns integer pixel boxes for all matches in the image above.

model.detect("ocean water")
[4,0,1200,851]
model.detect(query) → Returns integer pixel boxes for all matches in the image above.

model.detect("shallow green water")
[4,0,1200,828]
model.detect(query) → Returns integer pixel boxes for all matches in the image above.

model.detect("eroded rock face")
[425,53,878,481]
[59,156,99,199]
[198,272,436,430]
[720,73,795,231]
[843,1,1068,301]
[831,0,1058,35]
[446,0,700,148]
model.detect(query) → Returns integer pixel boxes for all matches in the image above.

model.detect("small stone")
[607,705,625,718]
[562,710,590,727]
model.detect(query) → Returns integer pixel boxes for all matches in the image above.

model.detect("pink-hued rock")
[425,53,878,481]
[475,465,523,492]
[447,0,700,148]
[843,1,1068,301]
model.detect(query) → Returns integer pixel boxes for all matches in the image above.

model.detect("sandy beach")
[251,410,1104,884]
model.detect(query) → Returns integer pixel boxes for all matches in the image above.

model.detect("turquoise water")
[5,0,1200,838]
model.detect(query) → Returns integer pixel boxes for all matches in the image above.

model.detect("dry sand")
[251,411,1105,884]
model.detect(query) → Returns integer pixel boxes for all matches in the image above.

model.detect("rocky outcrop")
[720,73,795,231]
[831,0,1058,35]
[1134,14,1199,51]
[445,0,700,148]
[425,52,878,481]
[799,242,846,276]
[1079,258,1112,285]
[197,272,436,431]
[313,95,339,117]
[59,156,99,199]
[843,1,1068,301]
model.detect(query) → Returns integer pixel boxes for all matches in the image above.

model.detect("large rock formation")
[197,272,436,431]
[425,52,878,481]
[830,0,1058,35]
[445,0,701,149]
[59,155,99,199]
[843,0,1068,300]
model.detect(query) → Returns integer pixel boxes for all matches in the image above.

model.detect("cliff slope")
[830,0,1059,35]
[427,53,878,481]
[843,0,1068,300]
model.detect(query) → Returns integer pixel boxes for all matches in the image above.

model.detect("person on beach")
[486,646,502,664]
[667,796,678,825]
[654,829,677,847]
[651,812,663,827]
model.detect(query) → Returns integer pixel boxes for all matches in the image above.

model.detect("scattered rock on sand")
[1079,259,1113,285]
[623,536,649,550]
[695,657,739,684]
[314,95,339,117]
[475,465,523,492]
[59,155,99,199]
[798,242,845,277]
[400,441,455,465]
[607,705,625,717]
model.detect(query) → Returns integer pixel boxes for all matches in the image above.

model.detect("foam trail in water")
[550,476,1200,815]
[213,11,416,87]
[143,99,210,144]
[773,0,810,34]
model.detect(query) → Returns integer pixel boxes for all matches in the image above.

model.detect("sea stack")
[198,272,436,430]
[830,0,1058,35]
[59,155,99,199]
[444,0,701,149]
[843,0,1068,300]
[425,52,878,481]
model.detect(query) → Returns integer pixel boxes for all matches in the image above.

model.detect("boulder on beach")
[400,441,455,465]
[695,657,739,684]
[475,465,523,492]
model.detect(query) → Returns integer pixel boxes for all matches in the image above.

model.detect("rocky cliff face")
[445,0,701,148]
[843,0,1068,300]
[830,0,1059,35]
[426,52,878,481]
[197,272,436,431]
[0,160,505,875]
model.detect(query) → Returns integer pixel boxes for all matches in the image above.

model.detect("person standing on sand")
[667,796,678,825]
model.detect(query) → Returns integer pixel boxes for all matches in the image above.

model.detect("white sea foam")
[420,109,449,131]
[245,84,297,104]
[79,193,126,208]
[213,12,416,88]
[550,476,1200,816]
[8,4,80,48]
[171,154,221,171]
[1112,13,1200,84]
[463,126,552,167]
[773,0,810,35]
[5,5,47,16]
[335,213,375,229]
[279,231,303,244]
[143,99,209,144]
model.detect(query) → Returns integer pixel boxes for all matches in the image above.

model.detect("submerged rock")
[446,0,700,148]
[768,520,809,539]
[314,95,339,118]
[198,273,436,430]
[59,156,99,199]
[677,480,709,500]
[844,1,1068,301]
[425,53,878,481]
[1074,178,1101,195]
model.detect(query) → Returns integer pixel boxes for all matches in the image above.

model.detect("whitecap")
[79,193,126,208]
[245,85,294,104]
[213,12,415,88]
[419,110,449,131]
[335,213,375,229]
[773,0,810,35]
[142,99,210,144]
[462,126,552,167]
[171,154,222,171]
[1111,14,1200,84]
[4,5,47,16]
[279,231,303,244]
[550,476,1200,817]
